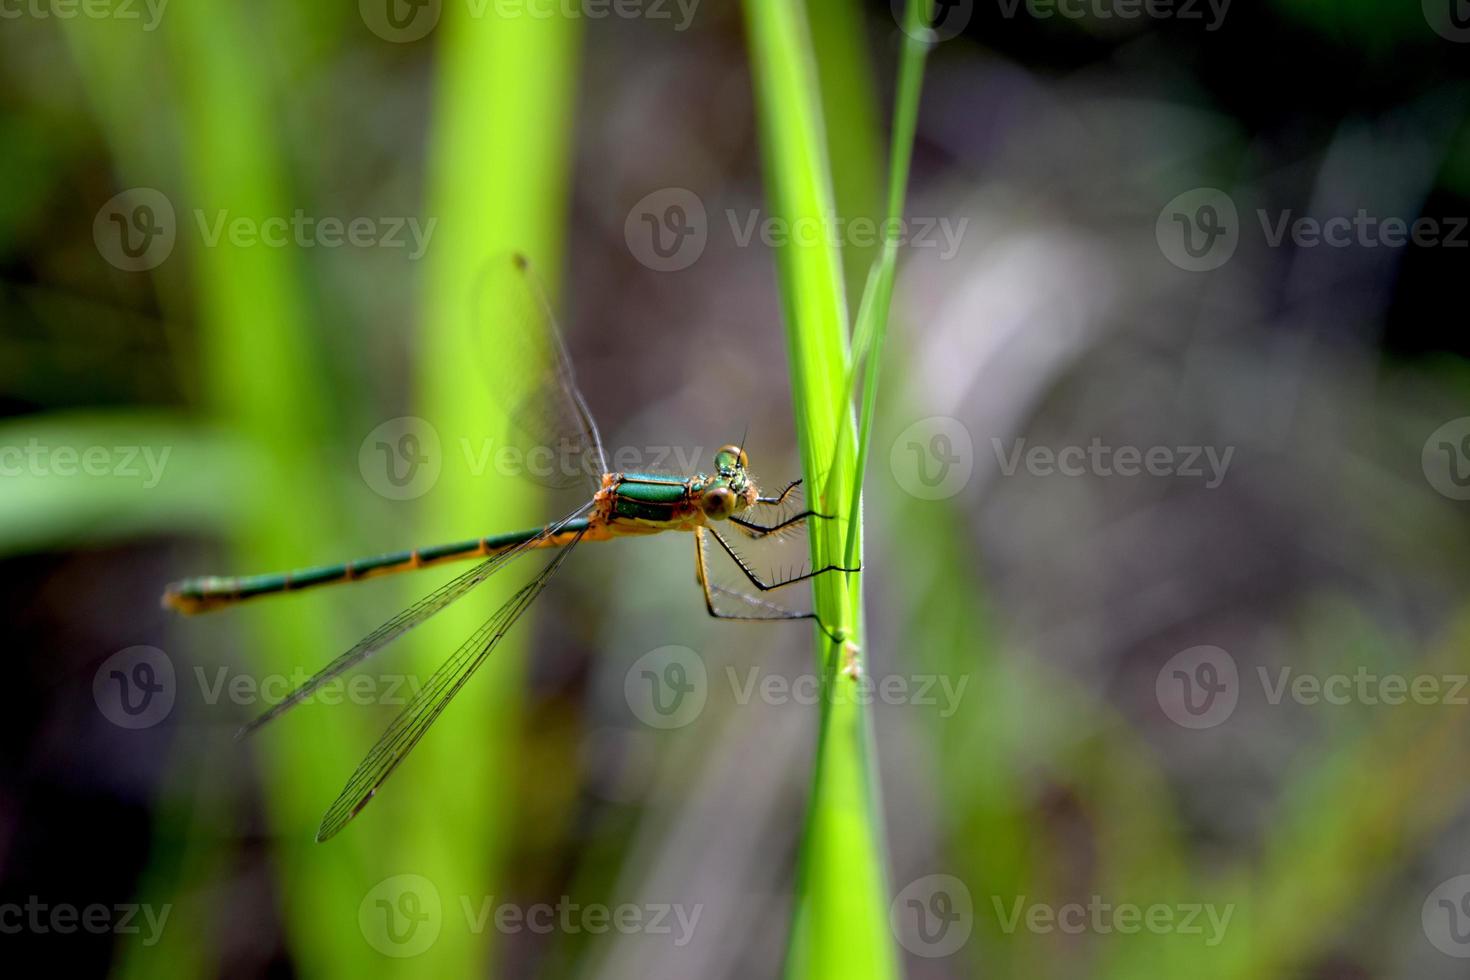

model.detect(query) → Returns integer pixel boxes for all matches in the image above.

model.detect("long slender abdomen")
[162,519,592,614]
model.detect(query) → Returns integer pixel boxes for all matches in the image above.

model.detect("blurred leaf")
[0,412,254,556]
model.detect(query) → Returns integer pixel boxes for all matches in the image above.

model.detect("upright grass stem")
[743,2,933,977]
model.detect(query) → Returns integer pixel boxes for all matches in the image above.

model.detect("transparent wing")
[236,501,592,738]
[315,527,585,842]
[471,253,607,493]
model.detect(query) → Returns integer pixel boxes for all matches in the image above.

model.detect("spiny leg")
[706,526,858,592]
[754,479,803,507]
[694,529,844,642]
[734,480,837,537]
[729,509,829,538]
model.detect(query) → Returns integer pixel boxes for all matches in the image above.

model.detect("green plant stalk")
[806,0,884,307]
[62,6,379,977]
[841,0,932,577]
[398,5,582,976]
[742,2,898,977]
[164,4,379,976]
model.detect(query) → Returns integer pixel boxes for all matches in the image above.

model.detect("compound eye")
[717,444,749,469]
[701,486,737,519]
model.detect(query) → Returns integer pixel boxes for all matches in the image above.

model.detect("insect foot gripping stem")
[840,639,863,681]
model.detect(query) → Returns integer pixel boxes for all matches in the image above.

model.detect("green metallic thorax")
[610,473,695,524]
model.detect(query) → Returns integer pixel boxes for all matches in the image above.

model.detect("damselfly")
[162,253,855,842]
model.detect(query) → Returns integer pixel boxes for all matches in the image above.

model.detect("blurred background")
[4,1,1470,977]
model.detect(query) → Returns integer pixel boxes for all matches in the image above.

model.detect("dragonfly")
[162,253,856,842]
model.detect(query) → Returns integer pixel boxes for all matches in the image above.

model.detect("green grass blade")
[842,0,933,575]
[0,413,253,556]
[741,2,901,977]
[397,5,582,975]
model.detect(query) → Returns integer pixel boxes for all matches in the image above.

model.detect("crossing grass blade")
[398,3,584,974]
[743,1,935,976]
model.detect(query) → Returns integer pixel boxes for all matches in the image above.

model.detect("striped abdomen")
[162,519,594,614]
